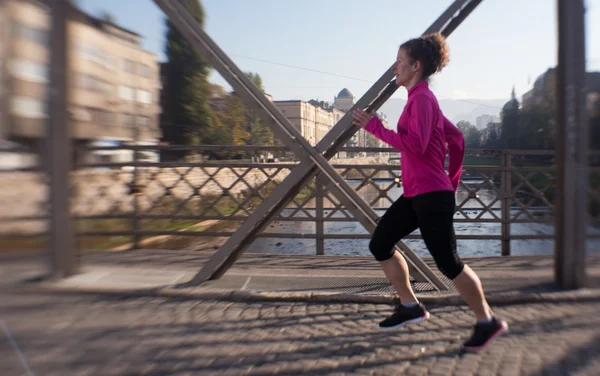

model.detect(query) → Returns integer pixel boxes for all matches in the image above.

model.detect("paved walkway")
[2,289,600,375]
[2,250,600,375]
[4,250,600,301]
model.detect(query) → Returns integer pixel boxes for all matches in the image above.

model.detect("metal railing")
[0,143,47,250]
[0,145,583,256]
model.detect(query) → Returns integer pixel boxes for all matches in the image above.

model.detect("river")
[247,177,600,257]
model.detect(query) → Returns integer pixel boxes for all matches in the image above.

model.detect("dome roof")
[337,88,353,99]
[502,98,519,112]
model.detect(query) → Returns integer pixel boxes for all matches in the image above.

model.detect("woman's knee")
[435,257,465,280]
[368,238,395,262]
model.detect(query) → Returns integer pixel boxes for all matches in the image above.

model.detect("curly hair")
[400,33,450,80]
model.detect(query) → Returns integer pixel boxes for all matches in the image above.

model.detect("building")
[522,68,557,109]
[480,122,502,145]
[0,0,162,165]
[332,88,362,154]
[307,100,341,143]
[275,99,346,146]
[274,100,315,145]
[476,114,500,129]
[334,88,355,112]
[273,88,384,156]
[522,68,600,111]
[0,2,8,141]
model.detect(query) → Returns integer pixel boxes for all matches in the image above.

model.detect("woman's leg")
[413,191,491,319]
[452,265,492,321]
[371,195,432,329]
[369,195,419,303]
[414,191,507,350]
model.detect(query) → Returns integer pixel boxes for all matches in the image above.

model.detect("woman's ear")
[413,61,421,72]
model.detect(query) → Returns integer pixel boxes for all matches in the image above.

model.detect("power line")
[230,54,373,84]
[229,54,504,110]
[145,34,506,110]
[438,97,504,110]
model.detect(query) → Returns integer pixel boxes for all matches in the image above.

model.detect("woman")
[352,33,508,352]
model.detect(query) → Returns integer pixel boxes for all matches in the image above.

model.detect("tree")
[457,121,482,149]
[366,133,381,148]
[456,120,472,135]
[519,105,554,149]
[500,87,521,149]
[101,11,116,24]
[212,72,274,155]
[514,71,556,151]
[160,0,214,159]
[486,128,500,148]
[228,95,251,146]
[591,98,600,151]
[246,73,274,146]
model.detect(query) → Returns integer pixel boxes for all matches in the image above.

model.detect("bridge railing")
[0,145,598,256]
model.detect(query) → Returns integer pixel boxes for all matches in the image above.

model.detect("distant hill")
[378,98,507,128]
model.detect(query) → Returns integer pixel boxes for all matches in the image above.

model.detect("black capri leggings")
[369,190,464,280]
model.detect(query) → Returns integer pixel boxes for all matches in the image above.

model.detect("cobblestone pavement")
[1,291,600,376]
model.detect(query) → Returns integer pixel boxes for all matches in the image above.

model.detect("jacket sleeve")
[364,94,434,156]
[443,116,465,191]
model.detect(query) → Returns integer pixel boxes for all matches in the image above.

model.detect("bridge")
[0,0,598,374]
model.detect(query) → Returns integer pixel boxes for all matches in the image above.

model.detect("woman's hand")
[352,109,373,128]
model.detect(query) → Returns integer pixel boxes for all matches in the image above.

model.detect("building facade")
[476,114,500,129]
[480,122,502,145]
[522,68,600,111]
[334,88,355,112]
[0,0,161,164]
[274,99,350,148]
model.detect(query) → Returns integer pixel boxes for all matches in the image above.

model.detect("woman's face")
[393,47,418,87]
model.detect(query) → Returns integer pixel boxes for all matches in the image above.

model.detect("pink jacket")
[365,81,465,198]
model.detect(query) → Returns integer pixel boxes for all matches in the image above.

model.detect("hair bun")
[400,32,450,79]
[422,33,449,74]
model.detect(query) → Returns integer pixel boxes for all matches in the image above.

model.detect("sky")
[76,0,600,105]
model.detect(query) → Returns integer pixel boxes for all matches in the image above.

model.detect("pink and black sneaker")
[379,303,430,330]
[462,316,508,352]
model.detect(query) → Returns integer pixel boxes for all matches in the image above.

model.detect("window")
[103,82,115,95]
[138,64,150,77]
[95,110,114,125]
[137,116,151,128]
[10,97,47,119]
[122,59,136,74]
[13,22,48,46]
[122,114,135,126]
[79,74,113,94]
[119,86,135,101]
[77,42,113,67]
[81,74,94,90]
[9,59,48,83]
[136,90,152,104]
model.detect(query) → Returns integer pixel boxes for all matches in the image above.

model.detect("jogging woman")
[352,33,508,352]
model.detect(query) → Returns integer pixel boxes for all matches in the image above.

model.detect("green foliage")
[457,121,481,149]
[211,72,275,157]
[591,98,600,151]
[160,0,214,159]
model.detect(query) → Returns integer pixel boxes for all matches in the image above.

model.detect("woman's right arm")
[363,95,434,156]
[443,116,465,191]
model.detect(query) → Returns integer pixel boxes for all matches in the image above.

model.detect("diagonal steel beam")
[189,0,482,288]
[187,0,481,288]
[155,1,440,288]
[156,0,481,288]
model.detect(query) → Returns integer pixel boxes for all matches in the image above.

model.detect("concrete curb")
[20,282,600,306]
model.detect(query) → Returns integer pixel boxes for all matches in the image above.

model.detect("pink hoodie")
[365,81,465,198]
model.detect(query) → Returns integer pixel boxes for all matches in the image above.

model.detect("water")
[247,178,600,257]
